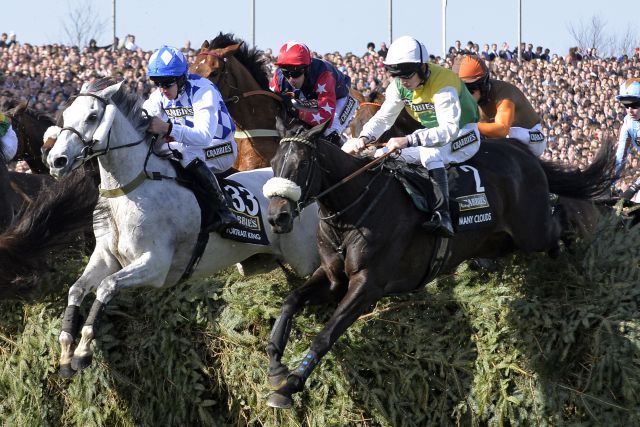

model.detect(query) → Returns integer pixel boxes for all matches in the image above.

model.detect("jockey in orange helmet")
[453,54,547,157]
[269,41,358,145]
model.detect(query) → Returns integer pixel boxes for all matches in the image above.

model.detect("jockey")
[143,45,239,232]
[343,36,481,238]
[453,54,547,157]
[615,78,640,200]
[0,112,18,163]
[269,41,358,145]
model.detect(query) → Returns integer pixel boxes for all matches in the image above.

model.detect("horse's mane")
[209,32,271,90]
[9,102,56,125]
[85,77,148,134]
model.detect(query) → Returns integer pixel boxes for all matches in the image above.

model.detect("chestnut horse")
[190,32,365,170]
[262,122,615,408]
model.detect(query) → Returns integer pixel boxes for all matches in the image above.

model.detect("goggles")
[151,78,178,89]
[385,63,420,79]
[281,68,306,79]
[623,101,640,109]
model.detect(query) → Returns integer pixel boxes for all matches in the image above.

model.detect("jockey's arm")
[615,119,632,179]
[478,99,515,138]
[407,86,461,147]
[169,88,229,147]
[358,83,405,142]
[297,71,337,127]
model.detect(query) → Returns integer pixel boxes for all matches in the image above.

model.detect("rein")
[61,92,174,198]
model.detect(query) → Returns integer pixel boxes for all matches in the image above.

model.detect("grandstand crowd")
[0,32,638,191]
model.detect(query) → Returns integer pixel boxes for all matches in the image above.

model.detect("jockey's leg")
[186,158,238,233]
[508,124,547,157]
[1,125,18,162]
[419,148,454,238]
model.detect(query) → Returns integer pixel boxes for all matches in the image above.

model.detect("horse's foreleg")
[267,266,334,389]
[59,244,119,378]
[267,270,379,409]
[72,252,172,372]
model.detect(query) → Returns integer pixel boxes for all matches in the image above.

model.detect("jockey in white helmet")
[342,36,481,238]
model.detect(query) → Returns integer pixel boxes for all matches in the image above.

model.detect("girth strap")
[234,129,281,139]
[99,171,150,198]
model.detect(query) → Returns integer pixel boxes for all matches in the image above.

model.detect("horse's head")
[264,120,327,233]
[47,79,124,178]
[189,40,243,87]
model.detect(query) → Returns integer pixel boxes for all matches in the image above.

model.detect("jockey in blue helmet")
[614,78,640,199]
[143,45,239,232]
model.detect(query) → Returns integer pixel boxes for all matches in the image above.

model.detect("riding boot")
[325,131,344,146]
[423,167,454,238]
[186,158,239,233]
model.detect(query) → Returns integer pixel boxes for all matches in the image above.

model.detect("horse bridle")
[277,136,389,222]
[59,92,146,161]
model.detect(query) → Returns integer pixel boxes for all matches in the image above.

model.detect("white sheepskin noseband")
[43,125,62,143]
[263,177,302,202]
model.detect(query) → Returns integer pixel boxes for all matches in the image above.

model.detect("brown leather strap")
[242,90,283,102]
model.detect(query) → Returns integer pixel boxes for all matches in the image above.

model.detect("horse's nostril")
[53,156,68,169]
[276,212,291,227]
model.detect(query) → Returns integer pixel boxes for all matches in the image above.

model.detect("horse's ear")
[221,43,242,57]
[275,116,286,138]
[201,40,209,50]
[307,121,330,138]
[98,80,125,100]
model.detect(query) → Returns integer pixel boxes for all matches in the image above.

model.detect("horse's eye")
[87,113,98,122]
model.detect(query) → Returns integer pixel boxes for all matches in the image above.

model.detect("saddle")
[385,160,460,229]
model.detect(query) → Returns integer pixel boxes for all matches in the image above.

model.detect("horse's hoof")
[59,363,77,378]
[266,392,293,409]
[71,354,93,371]
[268,374,289,390]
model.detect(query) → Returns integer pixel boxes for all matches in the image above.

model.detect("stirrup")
[421,212,454,238]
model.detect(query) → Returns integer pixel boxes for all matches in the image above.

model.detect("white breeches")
[157,138,238,172]
[399,123,481,170]
[508,123,547,157]
[325,95,359,137]
[1,125,18,162]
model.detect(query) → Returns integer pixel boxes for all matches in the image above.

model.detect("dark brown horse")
[6,102,55,173]
[347,91,419,142]
[262,122,615,408]
[0,149,53,230]
[0,167,98,298]
[190,33,367,170]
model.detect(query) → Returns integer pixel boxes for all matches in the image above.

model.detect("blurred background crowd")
[1,32,638,191]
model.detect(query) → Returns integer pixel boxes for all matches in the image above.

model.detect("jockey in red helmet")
[270,41,358,145]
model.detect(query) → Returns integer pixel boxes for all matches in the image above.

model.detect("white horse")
[47,78,319,378]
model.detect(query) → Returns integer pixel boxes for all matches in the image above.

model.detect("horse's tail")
[0,168,99,299]
[539,138,616,199]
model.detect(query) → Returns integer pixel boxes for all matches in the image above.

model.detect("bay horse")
[190,32,366,170]
[189,33,283,171]
[6,101,56,173]
[262,122,615,408]
[46,78,320,378]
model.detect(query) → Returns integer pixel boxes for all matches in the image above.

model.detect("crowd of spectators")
[0,33,638,191]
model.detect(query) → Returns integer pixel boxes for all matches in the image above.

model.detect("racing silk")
[269,58,351,127]
[615,114,640,178]
[0,112,10,138]
[142,74,235,148]
[359,63,478,147]
[478,79,540,138]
